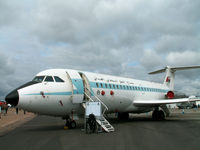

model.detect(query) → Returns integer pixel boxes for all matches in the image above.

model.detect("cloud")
[0,52,15,99]
[155,35,200,53]
[0,0,30,27]
[0,0,200,98]
[166,51,200,66]
[140,49,163,70]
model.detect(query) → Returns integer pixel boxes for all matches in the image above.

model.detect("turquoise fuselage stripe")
[24,78,168,96]
[71,79,84,94]
[24,91,72,96]
[89,81,168,93]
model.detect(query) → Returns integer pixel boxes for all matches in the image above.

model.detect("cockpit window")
[44,76,54,82]
[32,76,45,82]
[54,76,64,82]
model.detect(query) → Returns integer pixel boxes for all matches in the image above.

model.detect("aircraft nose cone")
[5,90,19,106]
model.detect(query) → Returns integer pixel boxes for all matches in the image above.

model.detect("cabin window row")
[95,82,166,93]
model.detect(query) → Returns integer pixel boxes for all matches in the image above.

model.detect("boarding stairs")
[82,88,114,133]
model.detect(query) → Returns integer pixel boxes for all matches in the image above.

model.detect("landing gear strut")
[152,108,165,121]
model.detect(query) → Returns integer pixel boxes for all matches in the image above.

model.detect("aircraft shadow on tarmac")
[24,115,199,132]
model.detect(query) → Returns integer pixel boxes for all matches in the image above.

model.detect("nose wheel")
[66,119,76,129]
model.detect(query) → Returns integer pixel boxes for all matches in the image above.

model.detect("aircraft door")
[78,72,91,101]
[66,70,84,103]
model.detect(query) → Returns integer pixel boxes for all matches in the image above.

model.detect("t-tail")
[149,66,200,91]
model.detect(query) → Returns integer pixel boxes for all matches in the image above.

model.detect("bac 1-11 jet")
[5,66,200,132]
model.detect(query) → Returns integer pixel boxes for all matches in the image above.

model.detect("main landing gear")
[152,108,165,121]
[117,112,129,120]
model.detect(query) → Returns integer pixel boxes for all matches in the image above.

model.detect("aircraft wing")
[133,97,200,107]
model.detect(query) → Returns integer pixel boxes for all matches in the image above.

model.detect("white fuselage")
[17,69,169,117]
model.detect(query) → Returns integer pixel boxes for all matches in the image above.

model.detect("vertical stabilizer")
[149,65,200,91]
[163,66,175,90]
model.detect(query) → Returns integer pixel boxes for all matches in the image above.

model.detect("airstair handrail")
[84,93,94,102]
[84,87,108,114]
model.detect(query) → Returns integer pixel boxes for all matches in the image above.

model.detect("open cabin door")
[78,72,91,102]
[66,70,84,103]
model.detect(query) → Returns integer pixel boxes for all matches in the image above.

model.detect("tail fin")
[149,66,200,91]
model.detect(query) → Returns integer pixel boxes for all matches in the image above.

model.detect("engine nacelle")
[166,91,174,99]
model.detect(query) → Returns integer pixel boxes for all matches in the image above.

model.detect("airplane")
[5,65,200,132]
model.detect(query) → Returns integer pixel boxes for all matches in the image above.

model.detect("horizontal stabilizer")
[133,97,200,107]
[149,65,200,75]
[148,65,200,91]
[148,68,166,75]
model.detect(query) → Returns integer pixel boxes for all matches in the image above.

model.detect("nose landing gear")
[64,116,77,129]
[65,119,77,129]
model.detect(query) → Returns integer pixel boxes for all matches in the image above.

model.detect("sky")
[0,0,200,99]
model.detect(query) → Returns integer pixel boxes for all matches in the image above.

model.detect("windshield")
[32,76,45,82]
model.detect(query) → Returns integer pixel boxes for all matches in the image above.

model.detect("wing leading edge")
[133,97,200,107]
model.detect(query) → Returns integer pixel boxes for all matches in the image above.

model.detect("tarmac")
[0,108,200,150]
[0,108,35,135]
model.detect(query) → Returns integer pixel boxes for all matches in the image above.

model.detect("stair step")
[108,128,114,130]
[105,125,111,128]
[101,121,107,123]
[100,119,105,121]
[102,122,108,125]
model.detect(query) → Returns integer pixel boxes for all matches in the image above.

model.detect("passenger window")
[109,84,112,89]
[105,84,108,88]
[130,86,132,90]
[44,76,54,82]
[54,76,64,82]
[113,85,115,89]
[120,85,122,89]
[100,83,103,88]
[127,86,129,90]
[123,85,125,89]
[116,85,119,89]
[96,83,99,88]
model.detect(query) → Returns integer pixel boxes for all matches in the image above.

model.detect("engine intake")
[166,91,174,99]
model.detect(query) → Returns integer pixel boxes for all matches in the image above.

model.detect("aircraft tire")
[158,110,165,120]
[69,120,76,129]
[118,112,129,120]
[152,110,159,121]
[152,110,165,121]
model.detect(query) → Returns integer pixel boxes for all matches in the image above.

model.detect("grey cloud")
[166,51,200,66]
[0,0,28,27]
[31,0,200,54]
[0,52,14,76]
[0,1,15,26]
[140,49,164,70]
[0,52,15,99]
[0,0,200,98]
[155,35,200,53]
